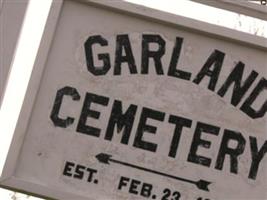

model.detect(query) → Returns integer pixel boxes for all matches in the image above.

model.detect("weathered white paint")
[0,0,266,199]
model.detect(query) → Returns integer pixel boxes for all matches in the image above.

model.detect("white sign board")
[1,0,266,199]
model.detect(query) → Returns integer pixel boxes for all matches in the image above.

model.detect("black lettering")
[87,168,98,182]
[133,107,165,152]
[168,37,191,80]
[188,122,220,167]
[141,34,165,75]
[74,164,85,179]
[50,86,80,128]
[118,176,130,190]
[129,179,140,195]
[193,50,225,91]
[141,183,152,197]
[240,78,267,119]
[105,100,137,144]
[168,115,192,158]
[249,137,267,179]
[217,62,258,106]
[84,35,110,75]
[162,188,171,200]
[63,161,75,177]
[76,92,109,137]
[215,129,246,174]
[114,34,138,75]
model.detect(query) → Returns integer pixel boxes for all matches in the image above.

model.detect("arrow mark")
[96,153,211,191]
